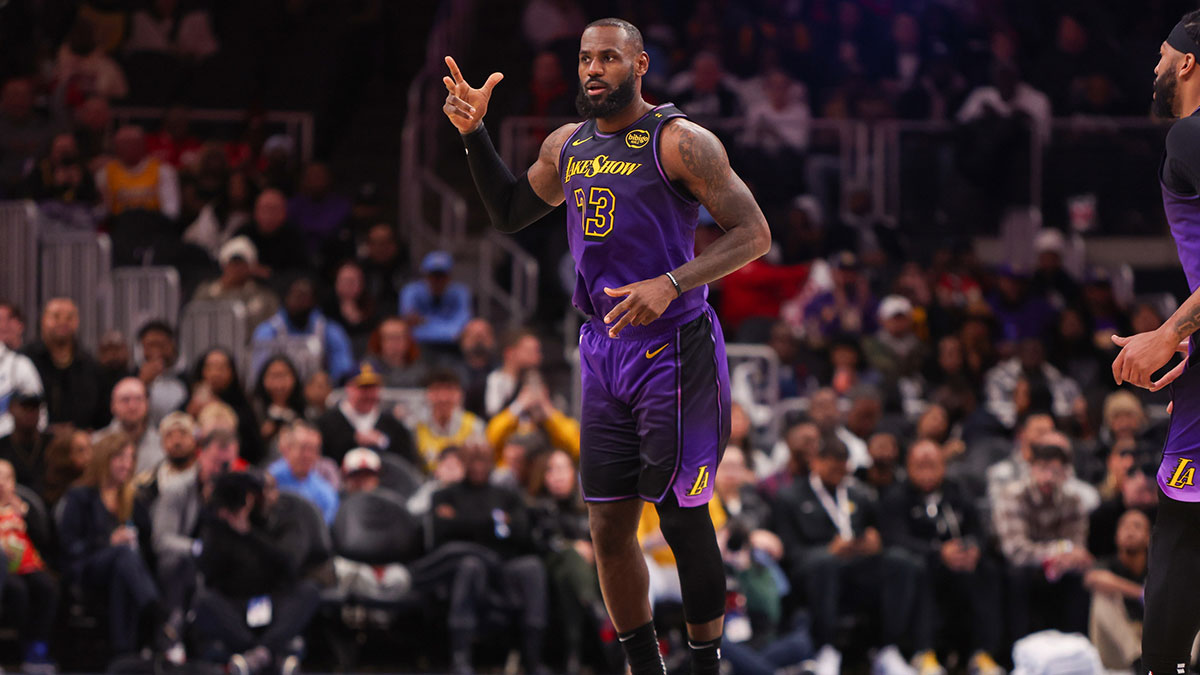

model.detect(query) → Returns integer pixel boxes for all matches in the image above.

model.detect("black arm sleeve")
[462,123,556,233]
[1164,116,1200,196]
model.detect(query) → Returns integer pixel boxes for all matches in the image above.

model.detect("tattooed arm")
[600,119,771,337]
[1110,292,1198,389]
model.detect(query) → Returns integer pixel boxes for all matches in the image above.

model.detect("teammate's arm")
[601,120,771,337]
[441,56,568,233]
[1113,118,1200,389]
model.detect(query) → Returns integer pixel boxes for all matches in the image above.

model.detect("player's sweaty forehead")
[579,26,637,60]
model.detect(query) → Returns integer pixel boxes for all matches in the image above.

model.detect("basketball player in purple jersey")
[1112,10,1200,674]
[443,18,770,675]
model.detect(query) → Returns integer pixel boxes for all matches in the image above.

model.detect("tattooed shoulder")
[664,119,732,203]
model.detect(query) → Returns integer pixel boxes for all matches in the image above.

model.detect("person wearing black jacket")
[878,439,1005,674]
[193,472,319,675]
[430,441,548,675]
[315,363,417,465]
[771,437,932,673]
[23,298,108,430]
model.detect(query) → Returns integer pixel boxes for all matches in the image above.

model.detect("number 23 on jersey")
[574,186,615,241]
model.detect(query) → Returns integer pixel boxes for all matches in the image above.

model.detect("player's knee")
[587,501,640,558]
[655,494,714,550]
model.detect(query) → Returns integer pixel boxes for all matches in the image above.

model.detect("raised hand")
[441,55,504,135]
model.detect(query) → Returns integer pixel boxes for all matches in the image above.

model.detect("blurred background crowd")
[0,0,1194,673]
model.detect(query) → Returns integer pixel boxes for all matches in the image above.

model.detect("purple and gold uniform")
[1159,111,1200,500]
[561,104,731,507]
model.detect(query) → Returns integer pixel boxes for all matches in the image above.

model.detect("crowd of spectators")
[0,0,1194,674]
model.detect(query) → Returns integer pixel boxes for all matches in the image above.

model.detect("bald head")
[111,377,149,429]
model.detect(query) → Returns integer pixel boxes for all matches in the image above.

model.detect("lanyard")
[810,473,853,540]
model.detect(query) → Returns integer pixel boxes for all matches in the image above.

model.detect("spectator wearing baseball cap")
[190,236,281,331]
[0,390,51,493]
[399,251,474,353]
[862,295,926,413]
[137,411,199,505]
[316,362,418,466]
[341,447,381,494]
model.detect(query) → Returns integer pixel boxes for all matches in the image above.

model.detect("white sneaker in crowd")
[873,645,918,675]
[812,644,842,675]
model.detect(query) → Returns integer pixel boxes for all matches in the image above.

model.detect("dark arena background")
[0,0,1192,673]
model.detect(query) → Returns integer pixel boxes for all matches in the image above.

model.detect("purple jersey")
[559,104,706,339]
[1160,140,1200,500]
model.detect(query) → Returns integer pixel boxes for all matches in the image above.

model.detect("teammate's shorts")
[578,303,731,508]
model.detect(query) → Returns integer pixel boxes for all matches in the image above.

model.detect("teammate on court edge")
[442,17,771,675]
[1113,9,1200,675]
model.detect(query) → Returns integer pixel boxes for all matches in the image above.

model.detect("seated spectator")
[252,355,307,450]
[713,446,782,567]
[268,421,338,525]
[1088,462,1156,560]
[53,18,129,101]
[135,320,188,427]
[400,251,472,351]
[1087,392,1150,491]
[986,414,1099,512]
[1085,509,1150,671]
[802,252,877,346]
[993,435,1092,638]
[669,51,743,122]
[759,421,820,500]
[0,78,57,195]
[458,318,497,417]
[410,369,485,472]
[95,125,180,219]
[984,338,1081,431]
[288,162,351,257]
[23,298,106,429]
[0,391,50,492]
[194,472,318,675]
[251,276,355,384]
[364,316,429,389]
[191,236,281,332]
[0,458,58,672]
[330,448,417,604]
[93,377,163,474]
[58,433,167,661]
[407,444,465,516]
[316,362,417,465]
[526,448,602,672]
[836,386,883,472]
[144,106,203,170]
[486,372,580,463]
[186,348,263,465]
[485,329,544,417]
[230,189,314,279]
[0,302,25,351]
[862,295,926,410]
[986,269,1059,353]
[957,63,1052,144]
[138,411,198,504]
[430,441,547,674]
[879,440,1004,675]
[23,132,99,206]
[323,260,378,358]
[151,427,239,645]
[183,167,256,258]
[856,432,903,495]
[304,370,332,420]
[359,222,406,313]
[125,0,219,61]
[771,437,931,675]
[42,425,91,507]
[260,470,335,587]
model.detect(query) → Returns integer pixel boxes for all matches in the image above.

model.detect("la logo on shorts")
[1168,458,1196,489]
[687,465,710,496]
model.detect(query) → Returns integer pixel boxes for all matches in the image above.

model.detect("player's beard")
[576,69,637,119]
[1153,69,1179,119]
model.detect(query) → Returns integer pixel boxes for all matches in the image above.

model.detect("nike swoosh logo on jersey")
[645,343,669,359]
[571,136,593,146]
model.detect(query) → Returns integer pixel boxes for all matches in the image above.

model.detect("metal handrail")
[110,106,315,163]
